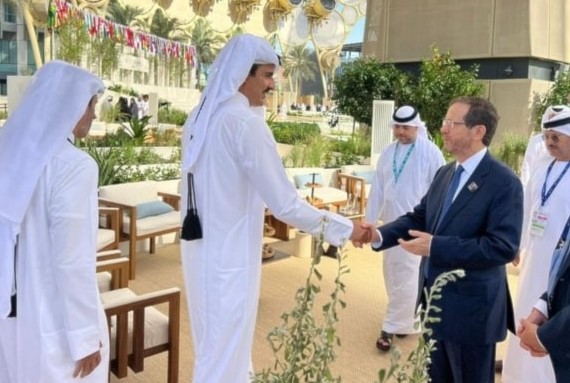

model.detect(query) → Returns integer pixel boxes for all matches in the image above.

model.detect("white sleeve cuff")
[534,299,549,319]
[371,229,383,249]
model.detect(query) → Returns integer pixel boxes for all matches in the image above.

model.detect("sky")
[345,18,365,44]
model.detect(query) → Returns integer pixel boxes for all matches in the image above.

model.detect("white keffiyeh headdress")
[182,34,280,172]
[0,61,104,318]
[391,105,429,139]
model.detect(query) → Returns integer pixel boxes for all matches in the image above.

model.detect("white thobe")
[503,158,570,383]
[180,93,353,383]
[365,138,444,334]
[0,142,109,383]
[520,133,550,188]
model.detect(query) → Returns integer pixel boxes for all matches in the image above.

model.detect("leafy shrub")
[107,84,138,97]
[328,134,371,158]
[158,107,188,126]
[78,139,181,185]
[283,135,332,168]
[378,270,465,383]
[269,121,320,144]
[493,132,528,175]
[114,164,180,183]
[253,218,349,383]
[120,116,152,145]
[80,141,129,186]
[533,71,570,130]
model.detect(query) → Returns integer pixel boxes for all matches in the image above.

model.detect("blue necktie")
[425,165,464,279]
[439,165,464,221]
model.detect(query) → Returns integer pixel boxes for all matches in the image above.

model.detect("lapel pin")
[467,182,478,192]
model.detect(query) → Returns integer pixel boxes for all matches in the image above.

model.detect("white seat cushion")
[122,210,180,236]
[100,288,170,360]
[97,272,112,293]
[97,228,116,251]
[99,181,159,206]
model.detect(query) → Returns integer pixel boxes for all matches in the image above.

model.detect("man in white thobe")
[520,106,569,188]
[0,61,109,382]
[503,108,570,383]
[365,106,445,351]
[180,34,371,383]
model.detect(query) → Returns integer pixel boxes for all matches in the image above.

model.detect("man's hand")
[397,230,432,256]
[73,349,101,379]
[350,221,378,247]
[512,250,521,267]
[517,309,548,357]
[517,308,547,335]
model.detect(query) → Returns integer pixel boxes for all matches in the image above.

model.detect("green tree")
[332,58,408,126]
[533,71,570,130]
[90,36,119,79]
[150,10,183,40]
[282,44,318,97]
[406,46,485,136]
[190,18,225,87]
[106,0,144,26]
[57,17,90,65]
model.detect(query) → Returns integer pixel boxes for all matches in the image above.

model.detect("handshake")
[350,221,380,248]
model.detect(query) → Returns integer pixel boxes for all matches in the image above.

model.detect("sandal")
[376,331,393,352]
[262,244,275,260]
[264,223,276,237]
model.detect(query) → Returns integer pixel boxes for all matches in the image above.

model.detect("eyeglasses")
[542,132,564,143]
[441,119,467,129]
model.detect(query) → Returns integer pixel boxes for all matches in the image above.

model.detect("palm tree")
[190,18,225,88]
[106,0,144,26]
[149,10,182,40]
[282,44,317,97]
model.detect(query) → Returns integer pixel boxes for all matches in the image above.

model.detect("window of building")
[0,32,17,65]
[4,4,17,23]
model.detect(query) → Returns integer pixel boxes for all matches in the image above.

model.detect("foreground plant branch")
[253,217,349,383]
[377,269,466,383]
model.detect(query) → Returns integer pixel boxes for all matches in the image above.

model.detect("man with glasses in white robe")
[0,61,109,382]
[180,34,372,383]
[503,107,570,383]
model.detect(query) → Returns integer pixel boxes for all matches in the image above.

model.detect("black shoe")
[323,245,338,258]
[395,334,408,339]
[376,331,393,352]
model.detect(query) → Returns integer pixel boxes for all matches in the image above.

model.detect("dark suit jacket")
[375,152,523,345]
[538,245,570,382]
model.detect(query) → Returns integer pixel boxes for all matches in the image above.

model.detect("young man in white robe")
[502,107,570,383]
[365,106,445,351]
[180,34,372,383]
[0,61,109,382]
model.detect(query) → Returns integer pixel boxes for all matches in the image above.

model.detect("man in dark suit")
[368,96,524,383]
[518,215,570,383]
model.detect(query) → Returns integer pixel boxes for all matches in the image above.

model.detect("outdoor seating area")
[99,180,181,279]
[96,250,180,383]
[104,239,513,382]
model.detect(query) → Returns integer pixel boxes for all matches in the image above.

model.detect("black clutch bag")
[181,172,203,241]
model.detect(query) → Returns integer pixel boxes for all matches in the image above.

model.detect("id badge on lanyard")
[530,208,548,237]
[534,160,570,236]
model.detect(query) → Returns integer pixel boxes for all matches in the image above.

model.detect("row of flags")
[47,0,198,66]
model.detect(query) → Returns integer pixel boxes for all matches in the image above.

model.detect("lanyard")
[392,142,415,183]
[541,160,570,206]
